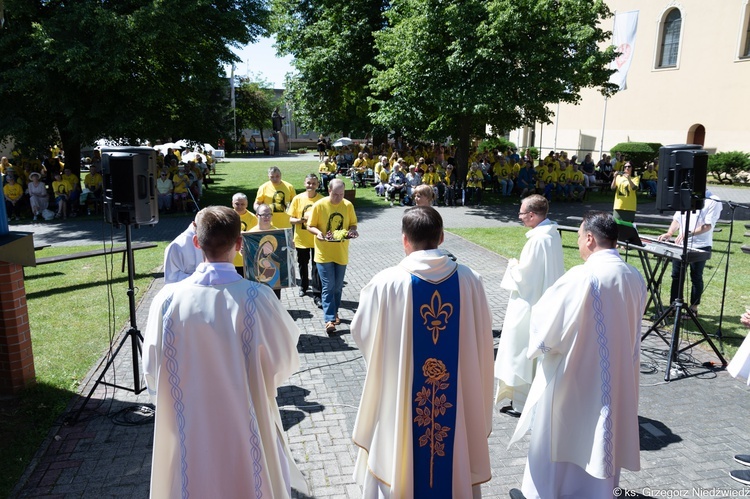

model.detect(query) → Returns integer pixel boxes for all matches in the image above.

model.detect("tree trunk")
[60,129,82,178]
[455,115,472,188]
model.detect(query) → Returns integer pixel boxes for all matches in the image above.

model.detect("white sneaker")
[33,215,38,221]
[389,202,393,207]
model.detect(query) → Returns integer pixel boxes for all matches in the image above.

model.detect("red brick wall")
[0,262,36,395]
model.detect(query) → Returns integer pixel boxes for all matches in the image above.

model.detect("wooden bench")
[35,242,158,272]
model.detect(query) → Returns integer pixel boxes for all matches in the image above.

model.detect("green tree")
[370,0,617,178]
[235,75,282,151]
[0,0,267,173]
[270,0,387,137]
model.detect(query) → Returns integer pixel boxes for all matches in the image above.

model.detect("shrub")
[708,151,750,184]
[610,142,661,172]
[478,137,516,154]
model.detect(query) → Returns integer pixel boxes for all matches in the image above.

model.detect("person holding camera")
[611,161,639,222]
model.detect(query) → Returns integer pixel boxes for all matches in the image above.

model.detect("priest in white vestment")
[144,206,308,499]
[728,310,750,485]
[351,206,494,498]
[163,220,204,283]
[510,211,646,499]
[495,194,564,414]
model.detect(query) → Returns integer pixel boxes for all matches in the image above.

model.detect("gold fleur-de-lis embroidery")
[419,290,453,345]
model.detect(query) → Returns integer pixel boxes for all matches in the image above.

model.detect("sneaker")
[390,201,394,207]
[730,469,750,485]
[33,215,38,221]
[313,296,322,308]
[298,288,306,297]
[736,454,750,467]
[509,489,526,499]
[325,321,336,335]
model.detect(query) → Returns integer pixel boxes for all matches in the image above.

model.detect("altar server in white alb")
[494,194,564,415]
[509,211,646,499]
[351,206,494,498]
[144,206,308,498]
[163,219,204,283]
[727,310,750,486]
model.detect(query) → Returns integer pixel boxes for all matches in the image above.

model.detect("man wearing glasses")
[494,194,564,416]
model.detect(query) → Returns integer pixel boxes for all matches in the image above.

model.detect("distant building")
[510,0,750,158]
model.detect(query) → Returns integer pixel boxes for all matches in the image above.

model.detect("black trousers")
[297,247,321,297]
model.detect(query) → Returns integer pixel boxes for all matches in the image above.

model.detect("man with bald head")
[306,179,358,335]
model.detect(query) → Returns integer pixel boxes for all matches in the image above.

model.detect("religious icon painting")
[242,229,295,289]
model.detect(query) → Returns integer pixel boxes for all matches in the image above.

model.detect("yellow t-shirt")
[308,197,357,265]
[52,180,72,197]
[233,210,259,267]
[84,172,103,191]
[3,183,23,201]
[287,192,324,249]
[613,175,640,211]
[172,173,189,194]
[466,170,483,189]
[422,172,441,186]
[255,180,296,228]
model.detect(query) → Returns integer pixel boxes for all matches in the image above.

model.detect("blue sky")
[225,36,294,89]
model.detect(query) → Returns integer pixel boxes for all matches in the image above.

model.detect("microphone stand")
[715,200,750,349]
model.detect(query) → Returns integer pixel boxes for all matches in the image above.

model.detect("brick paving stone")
[10,189,750,498]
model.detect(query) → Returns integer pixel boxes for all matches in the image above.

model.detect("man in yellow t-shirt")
[232,192,258,275]
[287,174,324,306]
[641,163,658,197]
[254,166,295,228]
[307,179,358,335]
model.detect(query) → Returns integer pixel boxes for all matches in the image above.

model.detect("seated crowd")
[315,141,660,208]
[2,145,216,222]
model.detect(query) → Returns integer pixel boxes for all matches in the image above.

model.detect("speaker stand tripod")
[71,223,146,423]
[642,208,727,381]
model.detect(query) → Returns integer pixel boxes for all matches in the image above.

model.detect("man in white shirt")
[510,211,646,499]
[144,206,307,498]
[657,190,722,314]
[494,194,564,415]
[351,206,493,498]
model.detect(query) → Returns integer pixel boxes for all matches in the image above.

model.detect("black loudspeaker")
[656,144,707,213]
[101,147,158,226]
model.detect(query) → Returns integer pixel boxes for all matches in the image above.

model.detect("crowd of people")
[311,143,662,211]
[1,144,218,223]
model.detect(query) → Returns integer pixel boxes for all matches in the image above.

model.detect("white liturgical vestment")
[510,249,646,498]
[728,334,750,385]
[494,219,564,407]
[351,249,494,498]
[144,262,307,498]
[163,222,204,283]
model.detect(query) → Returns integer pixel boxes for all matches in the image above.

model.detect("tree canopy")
[0,0,267,168]
[271,0,387,137]
[271,0,617,173]
[234,75,282,150]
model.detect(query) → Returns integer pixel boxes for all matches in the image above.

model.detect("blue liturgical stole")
[410,270,460,497]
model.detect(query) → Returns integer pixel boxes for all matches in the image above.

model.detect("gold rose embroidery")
[414,358,453,488]
[419,290,453,345]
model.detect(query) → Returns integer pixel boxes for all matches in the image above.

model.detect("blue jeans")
[317,262,347,322]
